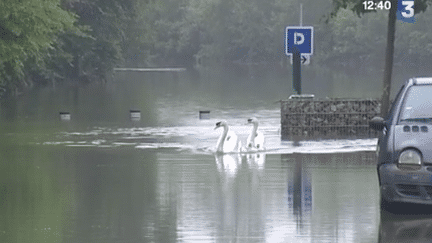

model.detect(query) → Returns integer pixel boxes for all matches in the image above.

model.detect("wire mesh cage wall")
[281,98,381,140]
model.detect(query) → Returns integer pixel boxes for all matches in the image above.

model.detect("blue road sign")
[285,26,313,56]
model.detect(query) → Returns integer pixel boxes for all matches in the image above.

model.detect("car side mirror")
[369,116,386,131]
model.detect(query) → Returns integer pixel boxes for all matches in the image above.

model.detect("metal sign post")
[292,47,301,95]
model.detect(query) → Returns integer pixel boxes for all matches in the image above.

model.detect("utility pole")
[292,4,303,95]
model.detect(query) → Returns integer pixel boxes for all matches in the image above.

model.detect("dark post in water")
[292,47,301,95]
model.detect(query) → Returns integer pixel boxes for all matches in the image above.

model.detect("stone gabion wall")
[281,98,381,140]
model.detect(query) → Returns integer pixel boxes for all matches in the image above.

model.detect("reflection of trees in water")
[72,149,173,242]
[66,149,180,242]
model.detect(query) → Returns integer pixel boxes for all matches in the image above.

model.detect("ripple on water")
[41,124,378,154]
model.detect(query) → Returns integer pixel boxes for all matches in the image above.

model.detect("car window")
[399,85,432,123]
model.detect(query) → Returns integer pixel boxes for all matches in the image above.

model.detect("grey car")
[370,77,432,206]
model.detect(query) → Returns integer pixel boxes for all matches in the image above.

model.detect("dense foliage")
[0,0,78,93]
[329,0,432,116]
[1,0,432,96]
[0,0,136,96]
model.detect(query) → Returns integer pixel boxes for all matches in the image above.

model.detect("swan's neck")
[250,123,258,140]
[216,125,229,152]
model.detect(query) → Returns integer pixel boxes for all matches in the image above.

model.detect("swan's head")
[215,120,228,130]
[247,117,259,125]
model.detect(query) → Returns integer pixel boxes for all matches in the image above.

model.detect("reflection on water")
[0,73,378,155]
[0,72,404,242]
[244,153,266,169]
[215,153,242,177]
[214,153,267,241]
[280,153,380,242]
[215,153,266,177]
[164,152,381,242]
[288,155,312,221]
[0,144,383,241]
[380,207,432,242]
[0,135,385,242]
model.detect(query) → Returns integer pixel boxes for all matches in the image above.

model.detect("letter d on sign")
[294,32,304,45]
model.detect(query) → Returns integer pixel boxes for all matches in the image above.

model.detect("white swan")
[215,120,242,153]
[245,117,265,151]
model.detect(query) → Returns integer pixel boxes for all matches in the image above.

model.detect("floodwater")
[0,71,426,242]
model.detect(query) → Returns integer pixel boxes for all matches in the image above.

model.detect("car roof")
[410,77,432,85]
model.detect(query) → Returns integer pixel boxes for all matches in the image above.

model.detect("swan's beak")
[214,122,221,130]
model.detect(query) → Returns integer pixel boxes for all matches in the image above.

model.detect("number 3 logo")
[401,1,414,18]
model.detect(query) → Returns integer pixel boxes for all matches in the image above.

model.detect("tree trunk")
[381,0,397,117]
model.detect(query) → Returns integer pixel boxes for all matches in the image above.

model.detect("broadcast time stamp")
[362,0,415,23]
[362,1,392,10]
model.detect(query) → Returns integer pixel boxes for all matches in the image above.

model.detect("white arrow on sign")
[290,54,310,65]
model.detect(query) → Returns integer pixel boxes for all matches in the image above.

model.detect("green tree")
[130,0,204,67]
[134,0,301,67]
[394,11,432,74]
[0,0,140,95]
[329,0,432,116]
[320,9,388,75]
[0,0,79,94]
[62,0,137,82]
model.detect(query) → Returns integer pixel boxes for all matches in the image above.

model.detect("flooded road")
[0,72,427,242]
[0,144,380,242]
